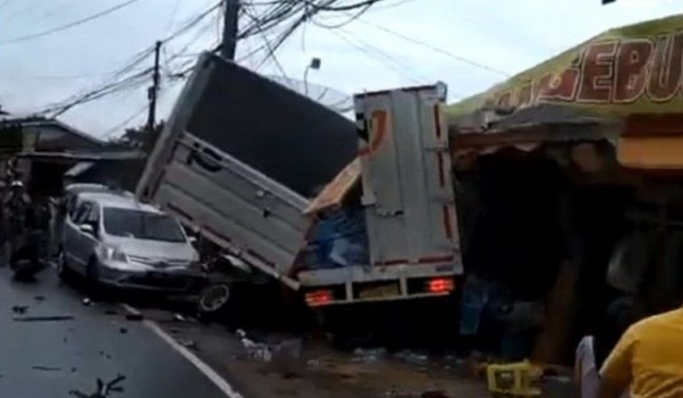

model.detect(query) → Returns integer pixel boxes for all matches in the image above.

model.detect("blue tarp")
[305,207,369,269]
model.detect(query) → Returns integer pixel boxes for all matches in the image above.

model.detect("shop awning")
[64,161,94,178]
[447,13,683,150]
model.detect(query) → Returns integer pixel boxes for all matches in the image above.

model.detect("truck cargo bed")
[148,133,310,287]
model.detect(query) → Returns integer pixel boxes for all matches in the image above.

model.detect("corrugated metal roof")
[0,116,103,145]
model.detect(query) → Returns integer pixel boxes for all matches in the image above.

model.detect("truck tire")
[197,282,232,321]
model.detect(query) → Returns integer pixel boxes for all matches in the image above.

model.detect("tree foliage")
[108,121,164,153]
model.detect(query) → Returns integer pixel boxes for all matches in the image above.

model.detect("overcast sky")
[1,0,681,139]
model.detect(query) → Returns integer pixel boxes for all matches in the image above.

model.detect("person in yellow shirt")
[598,307,683,398]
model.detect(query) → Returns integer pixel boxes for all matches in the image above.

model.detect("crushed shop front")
[445,13,683,365]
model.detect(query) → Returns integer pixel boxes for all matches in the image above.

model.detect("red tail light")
[427,278,454,293]
[305,289,333,307]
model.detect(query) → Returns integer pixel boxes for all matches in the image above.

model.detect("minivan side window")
[73,202,92,225]
[85,204,100,225]
[67,195,78,219]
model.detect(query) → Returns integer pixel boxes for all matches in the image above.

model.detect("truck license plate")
[359,283,399,300]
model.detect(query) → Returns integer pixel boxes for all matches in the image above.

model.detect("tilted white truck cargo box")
[137,52,462,305]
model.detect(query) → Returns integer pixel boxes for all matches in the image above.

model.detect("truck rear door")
[355,83,462,272]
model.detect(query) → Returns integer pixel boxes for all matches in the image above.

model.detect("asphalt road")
[0,265,231,398]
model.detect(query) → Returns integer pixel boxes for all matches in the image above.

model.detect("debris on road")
[173,313,187,322]
[11,305,28,314]
[119,327,128,334]
[236,329,272,362]
[125,313,144,321]
[99,350,113,359]
[34,295,45,301]
[421,391,451,398]
[178,339,198,350]
[13,314,74,322]
[31,365,61,372]
[69,374,126,398]
[395,350,429,368]
[82,298,92,306]
[352,347,388,363]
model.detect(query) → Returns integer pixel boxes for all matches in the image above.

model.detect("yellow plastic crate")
[486,360,542,397]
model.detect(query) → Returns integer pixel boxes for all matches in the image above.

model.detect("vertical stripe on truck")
[442,205,453,240]
[432,104,446,187]
[202,224,232,244]
[432,105,442,139]
[358,110,388,157]
[167,203,194,222]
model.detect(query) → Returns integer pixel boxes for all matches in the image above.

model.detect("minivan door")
[65,201,93,273]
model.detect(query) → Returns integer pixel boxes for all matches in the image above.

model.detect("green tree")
[108,121,164,153]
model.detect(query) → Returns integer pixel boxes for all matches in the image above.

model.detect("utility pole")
[222,0,239,60]
[147,40,162,133]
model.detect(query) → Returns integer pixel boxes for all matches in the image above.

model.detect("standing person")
[3,180,31,267]
[598,303,683,398]
[49,176,73,259]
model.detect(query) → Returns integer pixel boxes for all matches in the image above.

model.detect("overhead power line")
[29,2,222,117]
[0,0,142,45]
[356,19,512,78]
[101,105,148,139]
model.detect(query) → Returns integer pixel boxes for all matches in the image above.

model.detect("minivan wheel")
[197,283,231,318]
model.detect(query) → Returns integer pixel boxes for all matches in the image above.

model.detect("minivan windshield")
[102,207,187,243]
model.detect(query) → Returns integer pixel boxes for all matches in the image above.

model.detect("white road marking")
[120,303,244,398]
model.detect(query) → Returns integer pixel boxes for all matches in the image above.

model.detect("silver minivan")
[58,191,205,293]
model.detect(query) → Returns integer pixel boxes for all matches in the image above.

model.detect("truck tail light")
[305,289,333,307]
[427,278,454,293]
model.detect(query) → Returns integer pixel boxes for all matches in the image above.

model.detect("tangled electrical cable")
[32,1,223,118]
[31,0,391,120]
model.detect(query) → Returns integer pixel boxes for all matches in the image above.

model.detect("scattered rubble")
[69,374,126,398]
[178,339,198,350]
[125,313,143,321]
[352,347,387,363]
[394,350,429,368]
[32,365,61,372]
[13,315,73,322]
[236,329,273,362]
[421,391,450,398]
[11,305,28,314]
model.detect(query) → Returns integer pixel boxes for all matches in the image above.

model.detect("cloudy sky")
[1,0,681,139]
